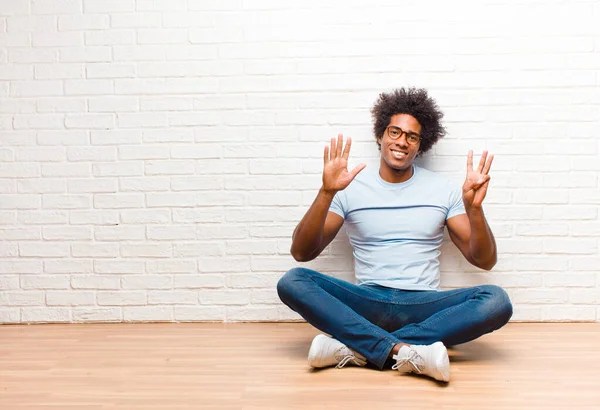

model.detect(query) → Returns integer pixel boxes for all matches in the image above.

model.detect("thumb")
[348,163,367,180]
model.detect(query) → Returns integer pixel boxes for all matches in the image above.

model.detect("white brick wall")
[1,0,599,324]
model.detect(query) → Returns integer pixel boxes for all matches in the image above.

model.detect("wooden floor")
[1,323,599,409]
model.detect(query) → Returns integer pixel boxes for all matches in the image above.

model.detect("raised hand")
[462,150,493,210]
[322,134,366,194]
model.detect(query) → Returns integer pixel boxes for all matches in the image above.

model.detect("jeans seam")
[390,287,478,306]
[396,286,508,339]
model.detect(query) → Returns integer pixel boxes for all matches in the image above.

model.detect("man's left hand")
[462,150,493,210]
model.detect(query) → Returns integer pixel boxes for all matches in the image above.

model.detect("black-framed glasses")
[386,126,421,145]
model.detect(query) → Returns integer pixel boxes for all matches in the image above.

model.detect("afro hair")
[371,87,446,154]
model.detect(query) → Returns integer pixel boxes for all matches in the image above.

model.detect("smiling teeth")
[392,151,406,159]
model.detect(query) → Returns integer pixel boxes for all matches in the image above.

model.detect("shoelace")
[392,348,424,374]
[334,348,363,368]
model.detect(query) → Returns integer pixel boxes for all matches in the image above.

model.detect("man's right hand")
[322,134,366,194]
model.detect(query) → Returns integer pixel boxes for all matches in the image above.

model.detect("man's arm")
[290,192,344,262]
[446,211,497,270]
[290,134,365,262]
[446,150,497,271]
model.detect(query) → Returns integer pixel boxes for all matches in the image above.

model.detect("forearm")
[466,207,497,270]
[290,187,336,262]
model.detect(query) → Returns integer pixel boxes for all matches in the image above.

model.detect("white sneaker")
[307,334,367,369]
[392,342,450,382]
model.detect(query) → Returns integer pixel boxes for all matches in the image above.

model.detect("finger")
[330,137,337,159]
[342,136,352,160]
[348,163,367,180]
[471,175,491,190]
[475,180,490,203]
[482,153,494,175]
[336,133,344,158]
[466,150,473,172]
[324,145,329,165]
[477,150,488,173]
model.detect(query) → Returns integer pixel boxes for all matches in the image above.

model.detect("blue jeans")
[277,267,513,370]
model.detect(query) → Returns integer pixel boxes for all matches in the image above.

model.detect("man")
[277,87,512,383]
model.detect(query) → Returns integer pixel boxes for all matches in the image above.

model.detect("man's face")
[377,113,422,172]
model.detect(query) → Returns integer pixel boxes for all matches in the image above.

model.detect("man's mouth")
[390,149,408,160]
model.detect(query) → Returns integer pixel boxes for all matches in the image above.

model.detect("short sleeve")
[329,191,346,218]
[447,185,466,219]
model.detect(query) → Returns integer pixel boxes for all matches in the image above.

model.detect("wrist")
[319,186,337,199]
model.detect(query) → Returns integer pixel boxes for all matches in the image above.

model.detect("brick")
[72,243,119,258]
[32,31,83,47]
[0,262,42,274]
[70,210,119,225]
[94,226,145,241]
[171,145,220,159]
[0,308,20,323]
[42,194,91,209]
[120,209,170,224]
[120,177,170,192]
[198,257,249,273]
[71,275,120,290]
[0,291,44,306]
[145,161,195,176]
[17,210,68,225]
[122,275,172,289]
[37,130,88,145]
[93,260,145,274]
[59,46,111,63]
[123,306,173,322]
[85,30,135,46]
[11,81,63,97]
[59,15,109,31]
[21,308,71,323]
[44,260,93,274]
[120,244,171,258]
[94,193,144,209]
[19,243,70,258]
[93,162,143,177]
[172,208,222,223]
[43,226,92,241]
[42,163,90,177]
[146,260,196,274]
[68,178,117,194]
[18,179,66,194]
[174,242,224,258]
[32,0,82,14]
[73,307,121,322]
[148,291,196,305]
[0,163,40,178]
[147,226,196,240]
[22,276,71,291]
[89,97,138,113]
[146,192,196,207]
[13,113,64,129]
[98,291,146,306]
[143,129,194,143]
[118,146,169,161]
[174,274,224,289]
[46,291,95,306]
[86,63,135,79]
[199,289,250,306]
[65,114,115,129]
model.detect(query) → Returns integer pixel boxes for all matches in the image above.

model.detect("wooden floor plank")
[1,323,599,409]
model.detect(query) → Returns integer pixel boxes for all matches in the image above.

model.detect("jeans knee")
[479,285,513,326]
[277,267,306,303]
